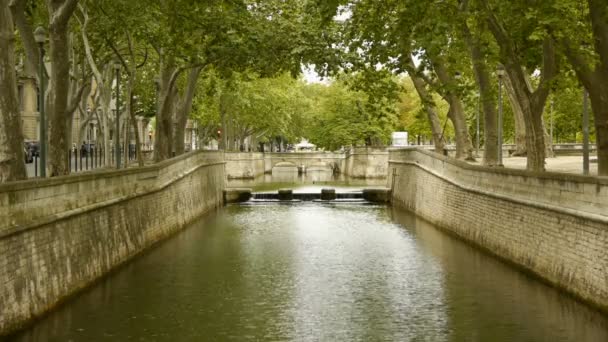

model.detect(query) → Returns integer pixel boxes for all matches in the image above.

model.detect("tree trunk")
[9,0,39,80]
[173,116,186,155]
[588,88,608,175]
[433,59,475,160]
[588,0,608,175]
[525,104,547,172]
[558,0,608,175]
[80,14,112,165]
[123,114,128,165]
[446,96,474,160]
[46,0,79,176]
[405,56,444,153]
[47,26,70,175]
[125,79,144,167]
[461,17,499,165]
[502,75,527,156]
[485,6,556,171]
[174,67,202,156]
[227,118,234,151]
[154,55,179,162]
[0,0,27,182]
[219,90,228,150]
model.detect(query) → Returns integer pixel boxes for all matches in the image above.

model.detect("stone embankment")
[0,151,225,336]
[389,147,608,312]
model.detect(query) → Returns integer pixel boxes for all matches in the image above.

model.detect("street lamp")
[114,59,121,169]
[34,26,47,177]
[497,64,506,166]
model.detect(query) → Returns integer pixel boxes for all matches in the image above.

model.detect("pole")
[497,76,503,166]
[115,67,121,169]
[583,89,590,175]
[38,42,47,177]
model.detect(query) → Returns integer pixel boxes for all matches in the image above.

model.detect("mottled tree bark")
[405,55,445,154]
[461,18,499,165]
[559,0,608,175]
[79,7,113,164]
[46,0,79,176]
[124,79,144,166]
[154,54,180,162]
[0,0,27,182]
[174,66,202,156]
[9,0,38,80]
[502,75,527,156]
[433,58,475,160]
[484,3,557,172]
[219,90,228,150]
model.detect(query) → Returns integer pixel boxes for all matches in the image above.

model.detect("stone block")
[320,188,336,201]
[363,188,392,203]
[278,189,293,201]
[223,188,252,204]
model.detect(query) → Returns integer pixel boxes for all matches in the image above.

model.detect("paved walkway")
[469,156,599,176]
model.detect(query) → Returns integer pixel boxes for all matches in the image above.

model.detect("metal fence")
[27,145,140,178]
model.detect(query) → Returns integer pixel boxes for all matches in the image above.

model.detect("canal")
[11,183,608,341]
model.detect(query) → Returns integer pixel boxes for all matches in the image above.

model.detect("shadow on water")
[9,194,608,341]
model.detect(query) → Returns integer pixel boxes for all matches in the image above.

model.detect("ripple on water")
[10,203,608,342]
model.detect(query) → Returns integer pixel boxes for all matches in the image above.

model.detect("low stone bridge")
[225,147,389,179]
[264,152,344,173]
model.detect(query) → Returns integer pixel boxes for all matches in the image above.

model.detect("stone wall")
[0,151,225,336]
[345,147,389,179]
[225,152,265,179]
[389,147,608,311]
[224,149,388,179]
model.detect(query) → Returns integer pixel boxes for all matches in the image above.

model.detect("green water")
[11,202,608,341]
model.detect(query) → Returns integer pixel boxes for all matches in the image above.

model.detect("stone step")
[225,188,392,203]
[253,190,363,201]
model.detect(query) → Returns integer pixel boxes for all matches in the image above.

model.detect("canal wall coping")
[389,147,608,312]
[0,150,226,336]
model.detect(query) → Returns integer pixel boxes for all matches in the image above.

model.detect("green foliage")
[304,72,399,150]
[396,77,452,143]
[192,71,310,146]
[9,0,599,159]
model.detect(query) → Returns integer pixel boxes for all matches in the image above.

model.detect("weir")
[225,187,391,203]
[2,147,608,340]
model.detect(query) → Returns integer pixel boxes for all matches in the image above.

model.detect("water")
[11,203,608,341]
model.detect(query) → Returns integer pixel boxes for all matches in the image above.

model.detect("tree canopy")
[1,0,606,182]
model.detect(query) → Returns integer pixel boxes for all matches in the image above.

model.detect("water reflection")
[390,209,608,342]
[11,204,608,341]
